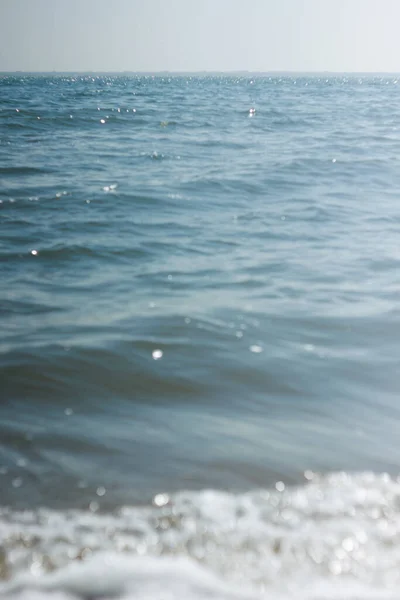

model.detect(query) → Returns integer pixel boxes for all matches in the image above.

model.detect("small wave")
[0,244,148,265]
[0,167,53,176]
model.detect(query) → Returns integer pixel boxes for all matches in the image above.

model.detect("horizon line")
[1,69,400,76]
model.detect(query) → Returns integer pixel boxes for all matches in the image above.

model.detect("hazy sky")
[0,0,399,72]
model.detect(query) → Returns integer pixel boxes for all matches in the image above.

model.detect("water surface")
[1,74,400,598]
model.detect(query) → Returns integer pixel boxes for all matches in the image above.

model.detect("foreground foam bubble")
[2,472,400,599]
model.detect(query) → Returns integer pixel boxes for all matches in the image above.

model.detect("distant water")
[2,74,400,599]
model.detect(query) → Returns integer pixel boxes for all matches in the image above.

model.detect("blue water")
[3,73,400,599]
[1,74,400,513]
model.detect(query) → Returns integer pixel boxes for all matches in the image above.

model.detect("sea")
[1,73,400,599]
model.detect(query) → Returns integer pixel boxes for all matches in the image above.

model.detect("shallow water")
[1,74,400,597]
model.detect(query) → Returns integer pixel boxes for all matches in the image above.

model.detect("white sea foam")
[3,555,254,600]
[2,472,400,599]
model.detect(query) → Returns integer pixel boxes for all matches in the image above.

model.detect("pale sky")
[0,0,399,72]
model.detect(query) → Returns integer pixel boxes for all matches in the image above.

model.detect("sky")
[0,0,399,72]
